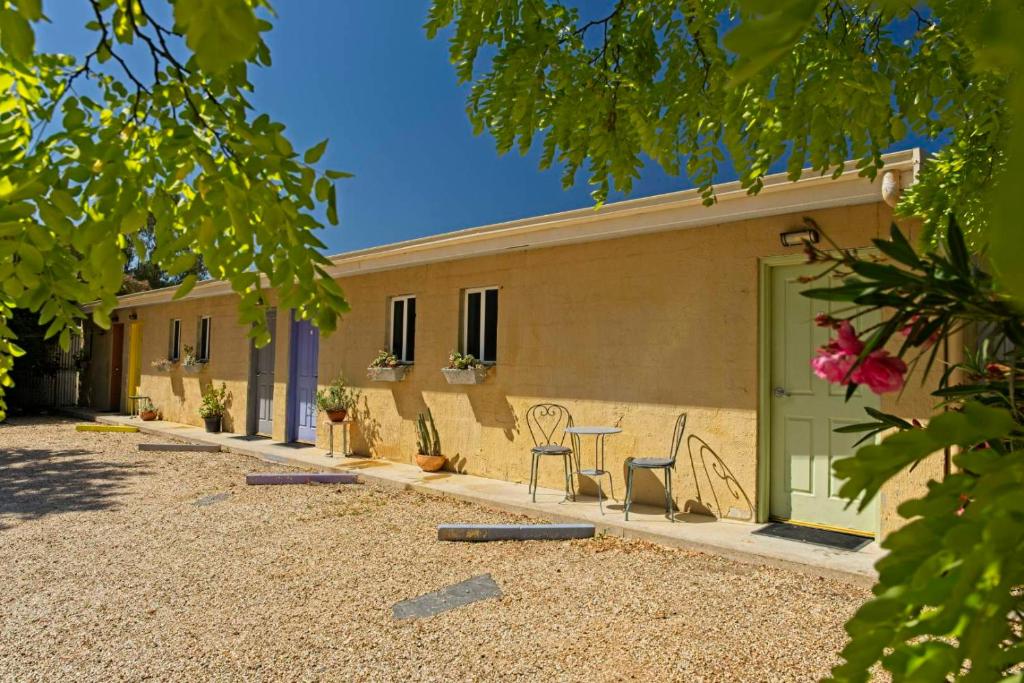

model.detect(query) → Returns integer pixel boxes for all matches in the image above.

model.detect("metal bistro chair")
[526,403,577,503]
[624,413,688,522]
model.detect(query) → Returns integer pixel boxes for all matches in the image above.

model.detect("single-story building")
[82,148,946,539]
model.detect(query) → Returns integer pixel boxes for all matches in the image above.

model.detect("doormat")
[392,574,502,620]
[752,522,871,552]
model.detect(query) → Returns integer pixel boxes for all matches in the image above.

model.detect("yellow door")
[768,262,879,536]
[127,322,142,403]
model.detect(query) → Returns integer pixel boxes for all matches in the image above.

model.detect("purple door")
[289,317,319,443]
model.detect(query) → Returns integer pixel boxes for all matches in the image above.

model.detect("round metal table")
[565,426,621,514]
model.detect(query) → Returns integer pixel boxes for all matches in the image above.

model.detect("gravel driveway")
[0,417,867,682]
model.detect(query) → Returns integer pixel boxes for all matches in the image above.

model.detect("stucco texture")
[114,297,252,434]
[102,201,942,538]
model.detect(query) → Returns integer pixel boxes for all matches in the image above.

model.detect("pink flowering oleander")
[811,350,856,384]
[834,321,864,355]
[851,350,908,394]
[810,320,907,394]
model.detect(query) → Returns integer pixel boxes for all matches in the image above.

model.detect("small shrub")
[315,373,358,412]
[416,410,441,456]
[199,382,228,418]
[446,350,482,370]
[369,349,400,368]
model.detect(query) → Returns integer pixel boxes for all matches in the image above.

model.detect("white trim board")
[98,149,920,311]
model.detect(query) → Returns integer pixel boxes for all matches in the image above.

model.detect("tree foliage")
[425,0,1017,291]
[0,0,351,418]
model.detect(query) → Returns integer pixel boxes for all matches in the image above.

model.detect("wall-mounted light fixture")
[128,312,138,320]
[780,227,820,248]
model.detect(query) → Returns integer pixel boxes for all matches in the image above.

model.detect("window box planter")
[182,362,206,374]
[441,366,491,385]
[367,365,411,382]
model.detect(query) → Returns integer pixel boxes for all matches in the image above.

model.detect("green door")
[768,262,879,536]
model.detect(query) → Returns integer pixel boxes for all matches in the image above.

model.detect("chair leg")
[625,467,633,521]
[565,456,573,499]
[666,468,674,522]
[530,453,538,502]
[566,455,576,501]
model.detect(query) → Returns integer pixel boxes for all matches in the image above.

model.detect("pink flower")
[810,321,863,385]
[851,350,907,394]
[811,349,856,384]
[834,321,864,355]
[814,313,839,329]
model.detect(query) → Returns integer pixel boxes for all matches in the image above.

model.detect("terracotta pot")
[326,409,348,422]
[415,454,447,472]
[140,410,158,422]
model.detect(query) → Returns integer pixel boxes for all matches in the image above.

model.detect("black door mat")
[752,521,871,552]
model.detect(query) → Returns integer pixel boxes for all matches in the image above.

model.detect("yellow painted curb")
[75,424,139,433]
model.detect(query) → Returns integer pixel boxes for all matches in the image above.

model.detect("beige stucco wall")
[100,200,942,538]
[110,296,253,433]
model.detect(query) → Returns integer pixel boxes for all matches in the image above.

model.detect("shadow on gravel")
[0,447,143,530]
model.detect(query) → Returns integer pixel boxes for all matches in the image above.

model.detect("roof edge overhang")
[97,148,920,311]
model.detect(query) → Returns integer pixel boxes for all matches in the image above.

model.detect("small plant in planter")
[441,350,491,385]
[139,399,159,421]
[199,382,229,433]
[151,358,173,372]
[366,349,411,382]
[414,409,446,472]
[315,373,358,422]
[182,345,204,374]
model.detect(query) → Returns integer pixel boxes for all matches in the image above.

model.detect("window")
[168,319,181,361]
[197,316,211,362]
[463,287,498,363]
[390,295,416,363]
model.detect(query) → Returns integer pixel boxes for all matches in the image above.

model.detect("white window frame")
[462,286,498,364]
[169,319,181,361]
[389,295,416,363]
[197,316,212,362]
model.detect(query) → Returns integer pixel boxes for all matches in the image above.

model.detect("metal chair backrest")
[526,403,574,448]
[665,413,688,467]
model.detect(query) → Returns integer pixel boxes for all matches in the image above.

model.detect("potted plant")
[199,382,229,433]
[366,349,411,382]
[441,350,491,385]
[182,345,204,374]
[151,358,173,372]
[414,409,446,472]
[315,373,358,422]
[139,399,159,421]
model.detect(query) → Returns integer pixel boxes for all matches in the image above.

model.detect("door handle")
[773,387,790,398]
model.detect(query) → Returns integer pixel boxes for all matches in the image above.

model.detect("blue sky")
[39,2,935,256]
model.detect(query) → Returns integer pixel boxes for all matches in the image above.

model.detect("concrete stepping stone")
[392,574,502,620]
[437,523,595,542]
[245,472,359,485]
[194,492,231,507]
[140,443,221,453]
